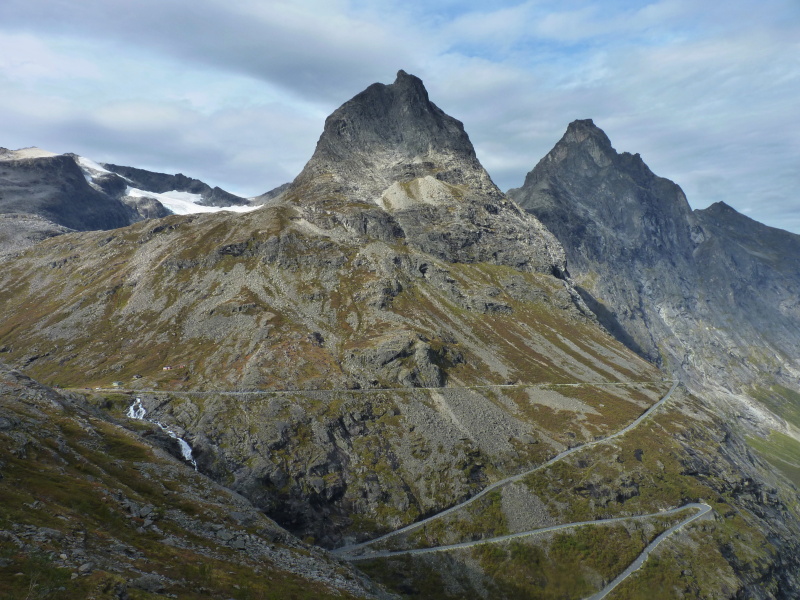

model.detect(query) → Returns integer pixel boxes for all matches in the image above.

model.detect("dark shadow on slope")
[575,285,649,360]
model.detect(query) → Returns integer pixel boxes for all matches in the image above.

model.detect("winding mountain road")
[343,502,710,561]
[91,380,669,396]
[334,380,680,557]
[110,378,694,597]
[585,503,712,600]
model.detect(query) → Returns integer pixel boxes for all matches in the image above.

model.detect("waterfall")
[126,398,198,470]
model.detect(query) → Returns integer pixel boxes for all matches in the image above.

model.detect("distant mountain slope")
[102,163,250,207]
[0,151,136,231]
[509,119,800,397]
[0,148,257,257]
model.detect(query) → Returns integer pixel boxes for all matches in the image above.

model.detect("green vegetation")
[746,431,800,486]
[360,518,683,600]
[750,384,800,429]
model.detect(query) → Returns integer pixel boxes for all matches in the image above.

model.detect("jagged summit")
[287,70,500,207]
[315,69,472,160]
[510,120,694,269]
[562,118,612,146]
[509,121,701,362]
[280,70,567,274]
[521,118,659,191]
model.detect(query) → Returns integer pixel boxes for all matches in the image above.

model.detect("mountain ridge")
[509,118,800,398]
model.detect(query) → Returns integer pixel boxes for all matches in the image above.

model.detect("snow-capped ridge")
[124,186,260,215]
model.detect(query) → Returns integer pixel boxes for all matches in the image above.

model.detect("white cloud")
[0,32,100,82]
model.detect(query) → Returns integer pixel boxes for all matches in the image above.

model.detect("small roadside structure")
[111,381,123,388]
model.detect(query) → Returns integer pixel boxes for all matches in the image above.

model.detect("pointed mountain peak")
[531,119,660,184]
[558,119,614,155]
[287,71,500,206]
[697,201,752,227]
[704,201,736,214]
[393,68,421,87]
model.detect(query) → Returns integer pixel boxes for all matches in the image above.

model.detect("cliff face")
[291,69,500,205]
[510,119,800,396]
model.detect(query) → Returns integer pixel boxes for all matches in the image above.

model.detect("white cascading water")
[126,398,197,470]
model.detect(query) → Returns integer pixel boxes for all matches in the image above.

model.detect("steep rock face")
[292,69,497,204]
[509,120,800,393]
[508,120,698,362]
[288,70,566,275]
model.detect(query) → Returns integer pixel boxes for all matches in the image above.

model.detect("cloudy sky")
[1,0,798,232]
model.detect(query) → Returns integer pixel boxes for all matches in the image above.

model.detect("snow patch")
[76,155,120,185]
[77,155,114,177]
[125,186,259,215]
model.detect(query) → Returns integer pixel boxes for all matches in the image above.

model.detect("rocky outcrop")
[290,70,498,205]
[0,213,72,259]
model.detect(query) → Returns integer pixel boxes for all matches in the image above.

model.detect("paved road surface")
[585,503,712,600]
[341,502,709,562]
[334,380,679,556]
[85,380,671,396]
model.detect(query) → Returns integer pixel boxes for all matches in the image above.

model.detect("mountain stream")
[127,398,197,470]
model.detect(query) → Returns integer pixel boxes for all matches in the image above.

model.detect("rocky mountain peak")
[511,121,694,253]
[510,119,800,393]
[699,200,741,221]
[528,118,659,186]
[508,121,702,361]
[315,69,473,163]
[287,70,500,207]
[279,71,568,275]
[562,118,612,147]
